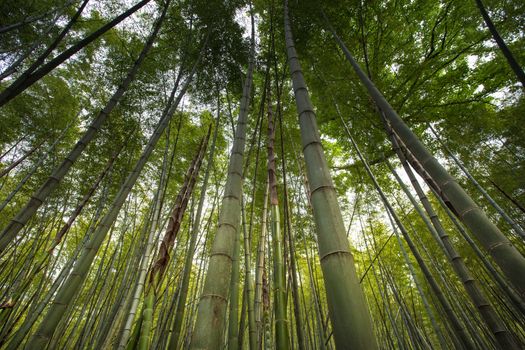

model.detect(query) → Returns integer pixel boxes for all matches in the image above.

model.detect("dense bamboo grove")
[0,0,524,349]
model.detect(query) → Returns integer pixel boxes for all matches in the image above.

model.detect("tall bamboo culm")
[189,10,255,349]
[429,125,525,241]
[283,2,377,348]
[384,123,519,349]
[138,130,210,350]
[266,77,290,350]
[168,103,220,350]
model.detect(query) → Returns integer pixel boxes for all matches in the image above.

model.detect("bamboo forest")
[1,0,525,348]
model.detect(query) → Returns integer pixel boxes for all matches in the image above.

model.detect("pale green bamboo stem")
[340,115,475,349]
[119,119,177,350]
[385,148,519,348]
[169,105,220,350]
[283,2,377,348]
[254,179,269,348]
[189,14,255,349]
[430,125,525,241]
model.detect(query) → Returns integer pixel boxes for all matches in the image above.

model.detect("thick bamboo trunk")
[283,2,377,348]
[189,13,255,349]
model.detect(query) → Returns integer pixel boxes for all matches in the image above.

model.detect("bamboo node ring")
[200,293,227,302]
[320,249,351,261]
[488,241,511,252]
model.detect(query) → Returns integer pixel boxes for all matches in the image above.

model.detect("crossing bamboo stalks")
[0,138,46,178]
[118,121,180,350]
[138,129,210,349]
[324,15,525,299]
[389,163,518,347]
[254,178,269,348]
[474,0,525,88]
[23,47,202,349]
[383,118,519,348]
[0,1,168,253]
[0,116,78,212]
[0,0,86,80]
[339,113,476,349]
[49,145,122,252]
[0,0,151,107]
[169,104,220,350]
[266,76,290,350]
[425,165,525,315]
[429,125,525,240]
[8,0,89,81]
